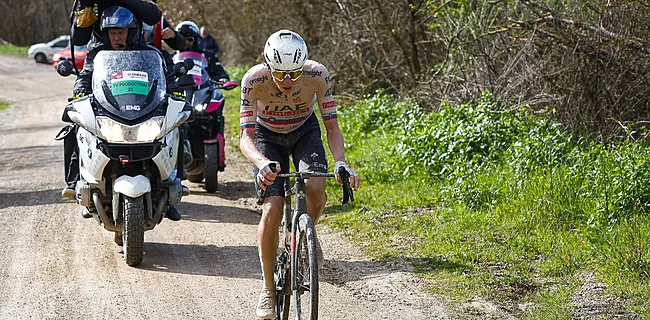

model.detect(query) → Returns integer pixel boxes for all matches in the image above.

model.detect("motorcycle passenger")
[142,0,186,52]
[175,21,230,84]
[238,30,360,319]
[61,6,186,221]
[199,26,219,55]
[72,0,162,51]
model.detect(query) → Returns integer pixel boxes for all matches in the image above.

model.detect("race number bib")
[111,71,149,96]
[188,59,204,85]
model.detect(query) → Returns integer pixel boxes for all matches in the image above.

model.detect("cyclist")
[238,29,360,319]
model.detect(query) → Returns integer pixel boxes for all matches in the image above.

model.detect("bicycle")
[257,165,354,320]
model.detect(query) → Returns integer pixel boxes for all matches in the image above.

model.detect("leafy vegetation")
[0,101,10,112]
[321,91,650,317]
[0,44,28,58]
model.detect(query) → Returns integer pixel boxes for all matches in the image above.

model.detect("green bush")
[331,90,650,313]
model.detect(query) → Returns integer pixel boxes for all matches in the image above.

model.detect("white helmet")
[175,21,200,36]
[264,30,308,71]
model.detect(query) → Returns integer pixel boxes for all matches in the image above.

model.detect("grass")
[221,69,650,317]
[0,44,29,58]
[223,66,249,145]
[321,92,650,318]
[0,101,11,112]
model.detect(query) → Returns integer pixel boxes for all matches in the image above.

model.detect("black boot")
[166,205,181,221]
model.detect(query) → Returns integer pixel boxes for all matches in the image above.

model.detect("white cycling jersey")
[239,60,338,134]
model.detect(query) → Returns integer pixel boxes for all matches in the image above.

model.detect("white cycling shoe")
[256,288,277,319]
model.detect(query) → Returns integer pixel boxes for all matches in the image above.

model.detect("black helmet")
[101,6,142,49]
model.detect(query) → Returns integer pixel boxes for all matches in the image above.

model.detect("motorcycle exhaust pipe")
[92,191,121,232]
[147,190,168,230]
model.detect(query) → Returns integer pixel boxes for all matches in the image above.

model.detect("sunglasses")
[270,68,303,81]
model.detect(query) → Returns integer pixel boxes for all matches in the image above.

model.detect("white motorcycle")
[58,50,192,266]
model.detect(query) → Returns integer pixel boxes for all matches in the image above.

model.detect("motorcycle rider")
[175,21,230,84]
[238,30,360,318]
[71,0,162,51]
[61,6,186,221]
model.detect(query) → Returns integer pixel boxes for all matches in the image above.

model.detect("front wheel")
[292,214,319,319]
[123,196,145,266]
[275,249,291,320]
[204,143,219,193]
[34,53,47,64]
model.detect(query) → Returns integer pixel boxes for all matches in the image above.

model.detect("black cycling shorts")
[253,113,328,199]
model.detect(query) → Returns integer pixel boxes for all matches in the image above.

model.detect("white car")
[27,35,70,64]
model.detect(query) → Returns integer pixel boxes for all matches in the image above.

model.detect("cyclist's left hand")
[257,160,281,190]
[335,161,360,191]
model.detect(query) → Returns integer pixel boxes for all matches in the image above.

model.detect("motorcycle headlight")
[96,116,164,143]
[194,103,206,112]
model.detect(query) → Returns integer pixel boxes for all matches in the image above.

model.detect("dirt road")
[0,55,447,319]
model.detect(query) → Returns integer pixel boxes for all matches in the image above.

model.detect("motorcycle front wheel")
[204,143,219,193]
[123,196,145,266]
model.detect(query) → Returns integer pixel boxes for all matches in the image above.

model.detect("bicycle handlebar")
[256,163,354,205]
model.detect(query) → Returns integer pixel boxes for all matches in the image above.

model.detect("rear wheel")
[34,53,47,64]
[292,214,319,319]
[123,196,145,267]
[204,143,219,193]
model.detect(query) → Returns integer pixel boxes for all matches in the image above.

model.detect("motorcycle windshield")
[173,51,209,86]
[92,50,166,121]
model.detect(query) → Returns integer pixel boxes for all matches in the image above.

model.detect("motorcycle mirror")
[56,60,75,77]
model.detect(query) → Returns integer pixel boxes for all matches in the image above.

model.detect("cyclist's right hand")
[257,160,281,190]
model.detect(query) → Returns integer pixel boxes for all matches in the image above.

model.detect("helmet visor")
[270,68,303,81]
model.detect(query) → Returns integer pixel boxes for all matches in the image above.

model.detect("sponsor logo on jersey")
[240,110,254,117]
[262,103,309,115]
[241,99,251,106]
[248,75,269,86]
[322,101,336,109]
[303,70,323,77]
